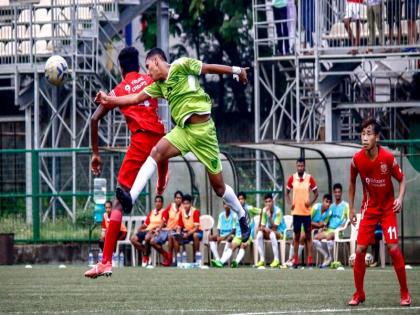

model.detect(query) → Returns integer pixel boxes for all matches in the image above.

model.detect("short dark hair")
[145,47,167,62]
[238,192,247,199]
[182,194,192,203]
[118,47,140,74]
[105,200,112,207]
[323,194,332,202]
[174,190,183,198]
[333,183,343,191]
[264,193,273,200]
[361,118,381,135]
[296,157,305,164]
[155,195,164,203]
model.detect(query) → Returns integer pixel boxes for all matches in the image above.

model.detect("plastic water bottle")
[195,251,202,266]
[88,252,94,266]
[112,253,118,267]
[181,251,187,263]
[119,252,125,268]
[98,251,103,263]
[93,178,107,204]
[176,252,182,267]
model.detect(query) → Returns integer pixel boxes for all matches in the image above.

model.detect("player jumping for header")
[95,48,251,241]
[348,118,411,306]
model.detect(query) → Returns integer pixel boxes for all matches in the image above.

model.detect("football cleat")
[231,261,238,268]
[84,262,112,279]
[211,259,224,268]
[270,259,280,268]
[116,187,133,214]
[239,211,251,242]
[400,293,412,306]
[348,292,366,306]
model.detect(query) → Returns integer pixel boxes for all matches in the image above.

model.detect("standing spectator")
[99,200,127,251]
[366,0,384,52]
[301,0,315,50]
[209,203,237,266]
[165,191,183,264]
[255,194,286,268]
[386,0,402,47]
[287,0,297,53]
[273,0,289,55]
[176,194,202,262]
[344,0,364,54]
[405,0,420,50]
[286,158,319,268]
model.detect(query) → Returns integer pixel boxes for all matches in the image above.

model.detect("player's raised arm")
[95,90,150,108]
[201,63,250,85]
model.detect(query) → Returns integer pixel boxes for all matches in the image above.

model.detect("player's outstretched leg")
[388,245,411,306]
[348,246,367,306]
[208,172,250,242]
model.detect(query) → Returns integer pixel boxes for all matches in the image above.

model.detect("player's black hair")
[361,118,381,135]
[155,195,164,203]
[182,194,192,203]
[333,183,343,191]
[145,47,167,62]
[174,190,183,198]
[296,157,305,164]
[238,191,247,199]
[264,193,273,200]
[105,200,112,207]
[118,46,140,75]
[323,194,332,202]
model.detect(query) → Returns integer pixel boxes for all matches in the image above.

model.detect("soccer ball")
[349,253,356,266]
[45,55,68,86]
[365,253,374,266]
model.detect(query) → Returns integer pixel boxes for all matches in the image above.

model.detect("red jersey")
[109,72,164,135]
[351,146,404,213]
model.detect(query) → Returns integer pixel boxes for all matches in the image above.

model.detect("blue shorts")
[182,230,203,244]
[153,230,169,245]
[136,231,149,242]
[406,0,420,20]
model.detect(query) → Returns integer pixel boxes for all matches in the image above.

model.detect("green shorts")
[164,119,222,174]
[324,228,336,236]
[232,235,253,247]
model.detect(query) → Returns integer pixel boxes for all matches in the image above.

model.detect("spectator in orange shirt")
[130,195,171,267]
[176,194,202,262]
[286,158,318,268]
[165,191,183,264]
[99,200,127,251]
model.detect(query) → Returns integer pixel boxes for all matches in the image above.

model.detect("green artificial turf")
[0,266,419,314]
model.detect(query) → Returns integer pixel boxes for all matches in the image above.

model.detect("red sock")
[353,252,366,295]
[156,160,169,192]
[389,247,409,295]
[102,210,122,264]
[293,255,298,265]
[307,256,313,266]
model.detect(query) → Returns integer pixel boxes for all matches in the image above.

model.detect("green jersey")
[144,57,212,127]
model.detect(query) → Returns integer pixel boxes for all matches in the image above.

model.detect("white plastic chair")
[114,216,132,263]
[253,215,261,265]
[1,26,12,40]
[279,215,293,265]
[34,8,51,23]
[0,42,5,56]
[3,42,16,56]
[19,41,31,55]
[18,9,33,23]
[39,24,53,39]
[56,23,70,37]
[129,215,147,266]
[333,215,359,264]
[16,25,27,39]
[199,214,214,265]
[25,25,41,38]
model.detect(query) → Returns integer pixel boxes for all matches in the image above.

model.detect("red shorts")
[357,209,398,245]
[117,131,164,189]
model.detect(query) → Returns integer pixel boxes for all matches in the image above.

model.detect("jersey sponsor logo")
[365,177,386,187]
[124,84,131,93]
[132,81,147,93]
[380,162,388,174]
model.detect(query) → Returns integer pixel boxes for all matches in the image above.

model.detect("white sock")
[269,232,279,260]
[327,240,334,259]
[209,241,220,260]
[222,185,245,218]
[298,244,304,258]
[314,240,328,258]
[256,231,265,261]
[130,156,157,202]
[220,247,233,264]
[235,248,245,263]
[288,244,294,260]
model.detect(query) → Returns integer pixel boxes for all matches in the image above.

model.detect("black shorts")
[406,0,420,20]
[293,215,311,234]
[136,231,149,242]
[386,0,402,26]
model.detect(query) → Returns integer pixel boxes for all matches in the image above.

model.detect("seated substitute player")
[211,193,261,268]
[176,194,202,262]
[99,200,127,252]
[315,184,349,267]
[255,194,287,268]
[131,195,171,267]
[95,48,251,242]
[209,203,237,265]
[164,191,183,264]
[348,118,411,306]
[85,47,168,278]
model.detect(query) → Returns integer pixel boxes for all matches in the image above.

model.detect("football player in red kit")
[348,118,411,306]
[85,47,168,278]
